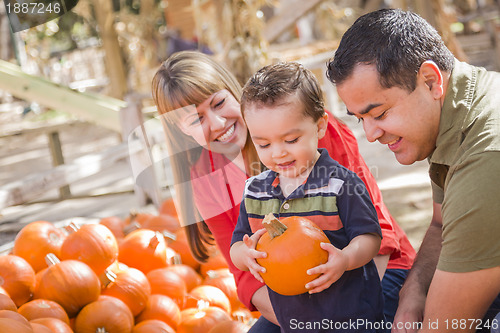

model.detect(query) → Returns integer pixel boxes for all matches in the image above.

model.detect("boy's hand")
[241,228,267,283]
[305,242,348,294]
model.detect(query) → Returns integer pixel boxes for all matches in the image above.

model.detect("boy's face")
[244,97,327,179]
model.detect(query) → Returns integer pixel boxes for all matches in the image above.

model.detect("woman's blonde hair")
[151,51,260,261]
[152,51,243,116]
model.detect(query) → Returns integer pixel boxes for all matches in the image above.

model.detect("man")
[327,8,500,333]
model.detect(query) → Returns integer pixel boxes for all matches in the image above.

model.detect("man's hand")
[392,202,443,332]
[392,283,427,333]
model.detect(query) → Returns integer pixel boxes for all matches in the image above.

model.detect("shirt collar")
[429,59,477,165]
[266,148,339,198]
[305,148,340,189]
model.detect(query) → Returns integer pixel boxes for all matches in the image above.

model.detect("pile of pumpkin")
[0,199,257,333]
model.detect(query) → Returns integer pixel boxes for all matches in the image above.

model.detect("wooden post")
[0,4,12,61]
[47,131,72,199]
[412,0,468,61]
[120,93,162,208]
[139,0,156,68]
[222,0,269,86]
[91,0,128,99]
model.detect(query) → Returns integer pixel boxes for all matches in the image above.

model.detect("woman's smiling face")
[179,89,248,154]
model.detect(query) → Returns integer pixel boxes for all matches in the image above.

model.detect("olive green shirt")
[429,60,500,273]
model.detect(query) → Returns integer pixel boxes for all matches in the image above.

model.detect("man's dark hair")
[327,8,455,91]
[241,62,325,121]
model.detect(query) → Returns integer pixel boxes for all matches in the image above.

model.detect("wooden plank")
[263,0,324,43]
[0,140,139,210]
[457,32,492,49]
[0,59,126,133]
[0,120,83,139]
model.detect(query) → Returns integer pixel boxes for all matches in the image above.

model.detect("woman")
[152,51,415,330]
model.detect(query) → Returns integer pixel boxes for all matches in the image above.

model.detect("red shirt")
[191,111,415,310]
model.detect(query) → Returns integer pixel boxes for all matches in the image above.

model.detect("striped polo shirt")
[232,148,382,250]
[231,149,385,332]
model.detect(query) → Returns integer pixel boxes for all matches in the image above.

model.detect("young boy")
[230,62,386,332]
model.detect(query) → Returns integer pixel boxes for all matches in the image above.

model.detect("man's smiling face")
[336,63,442,165]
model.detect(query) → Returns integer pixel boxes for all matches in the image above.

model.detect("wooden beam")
[0,120,82,139]
[263,0,324,43]
[0,59,126,133]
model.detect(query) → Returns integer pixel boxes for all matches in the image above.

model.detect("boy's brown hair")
[241,62,325,121]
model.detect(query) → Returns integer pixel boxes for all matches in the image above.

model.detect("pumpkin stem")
[128,210,138,223]
[197,299,210,310]
[101,270,117,288]
[45,253,61,267]
[96,328,108,333]
[262,213,287,239]
[172,254,182,265]
[248,317,258,327]
[233,311,246,322]
[205,269,228,279]
[149,232,163,249]
[64,222,79,234]
[123,221,140,235]
[162,230,177,243]
[206,270,219,279]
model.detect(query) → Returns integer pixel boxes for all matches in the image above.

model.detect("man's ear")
[419,60,444,100]
[317,112,328,140]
